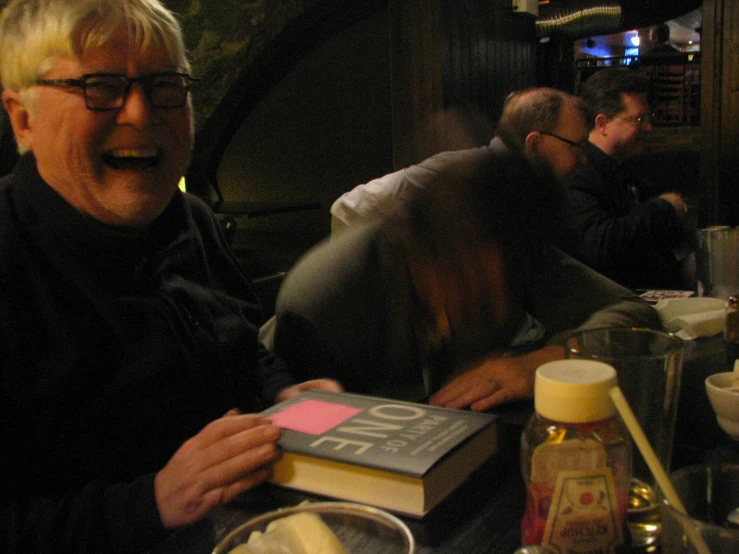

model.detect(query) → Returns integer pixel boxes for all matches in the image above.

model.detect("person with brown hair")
[273,87,661,411]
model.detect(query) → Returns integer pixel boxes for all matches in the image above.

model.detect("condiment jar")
[521,360,632,553]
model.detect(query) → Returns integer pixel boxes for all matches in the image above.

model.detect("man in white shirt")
[330,87,588,236]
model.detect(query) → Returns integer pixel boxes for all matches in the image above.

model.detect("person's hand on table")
[429,345,565,411]
[659,192,688,217]
[153,379,343,528]
[154,411,281,528]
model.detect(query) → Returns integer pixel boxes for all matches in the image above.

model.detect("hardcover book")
[262,390,499,517]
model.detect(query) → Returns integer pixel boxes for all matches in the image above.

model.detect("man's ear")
[2,90,33,151]
[524,131,541,154]
[594,113,609,134]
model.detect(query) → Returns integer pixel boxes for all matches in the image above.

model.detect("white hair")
[0,0,190,92]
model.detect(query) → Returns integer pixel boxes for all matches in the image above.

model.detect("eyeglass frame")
[615,112,655,128]
[34,72,200,111]
[538,131,588,151]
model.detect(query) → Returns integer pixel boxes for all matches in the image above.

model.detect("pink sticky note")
[270,399,362,435]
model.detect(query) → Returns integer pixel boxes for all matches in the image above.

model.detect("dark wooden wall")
[389,0,537,168]
[701,0,739,226]
[441,0,537,123]
[208,0,540,273]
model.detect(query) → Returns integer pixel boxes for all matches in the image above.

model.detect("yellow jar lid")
[535,360,618,423]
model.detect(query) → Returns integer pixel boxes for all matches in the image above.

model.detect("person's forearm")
[515,344,566,369]
[566,297,662,336]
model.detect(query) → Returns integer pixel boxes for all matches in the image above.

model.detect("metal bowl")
[212,501,415,554]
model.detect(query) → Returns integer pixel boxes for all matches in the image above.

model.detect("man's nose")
[116,83,157,127]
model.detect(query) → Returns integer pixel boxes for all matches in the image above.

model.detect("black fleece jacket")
[562,142,689,290]
[0,153,294,553]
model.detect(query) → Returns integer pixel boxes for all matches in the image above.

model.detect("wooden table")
[150,335,739,554]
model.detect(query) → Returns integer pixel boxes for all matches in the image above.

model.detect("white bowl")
[705,372,739,440]
[212,501,415,554]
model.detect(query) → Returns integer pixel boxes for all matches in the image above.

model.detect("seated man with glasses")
[561,68,696,290]
[330,87,589,236]
[0,1,340,552]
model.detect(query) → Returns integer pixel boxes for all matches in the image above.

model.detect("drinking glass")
[696,225,739,299]
[565,327,684,547]
[661,464,739,553]
[627,477,662,548]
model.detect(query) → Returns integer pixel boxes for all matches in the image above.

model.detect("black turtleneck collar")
[9,152,192,276]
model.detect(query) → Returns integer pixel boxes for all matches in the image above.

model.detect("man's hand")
[659,192,688,217]
[275,378,344,403]
[154,379,342,528]
[429,345,565,411]
[154,412,280,528]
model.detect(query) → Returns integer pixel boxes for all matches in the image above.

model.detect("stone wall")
[167,0,327,132]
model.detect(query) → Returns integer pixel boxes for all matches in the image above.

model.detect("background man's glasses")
[616,112,655,129]
[35,72,199,111]
[539,131,587,151]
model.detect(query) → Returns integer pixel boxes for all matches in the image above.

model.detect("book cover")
[262,390,499,517]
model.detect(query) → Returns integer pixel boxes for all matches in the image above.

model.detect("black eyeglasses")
[539,131,587,151]
[35,72,199,111]
[616,112,655,129]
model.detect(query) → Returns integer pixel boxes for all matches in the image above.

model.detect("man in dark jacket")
[562,68,695,290]
[646,23,679,55]
[0,1,339,552]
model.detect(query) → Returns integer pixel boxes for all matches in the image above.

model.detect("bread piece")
[229,512,349,554]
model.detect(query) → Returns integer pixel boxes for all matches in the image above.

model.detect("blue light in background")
[579,44,612,58]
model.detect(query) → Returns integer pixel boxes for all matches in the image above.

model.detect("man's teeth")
[109,149,158,159]
[102,148,161,170]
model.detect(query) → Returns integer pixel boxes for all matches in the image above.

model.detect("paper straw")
[609,386,711,554]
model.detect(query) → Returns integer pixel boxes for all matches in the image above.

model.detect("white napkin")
[655,297,726,340]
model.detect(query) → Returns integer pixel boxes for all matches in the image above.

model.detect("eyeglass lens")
[622,113,653,127]
[84,74,191,110]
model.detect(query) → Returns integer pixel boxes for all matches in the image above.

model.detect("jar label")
[542,468,624,553]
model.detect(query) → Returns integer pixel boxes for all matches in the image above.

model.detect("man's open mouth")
[102,149,162,171]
